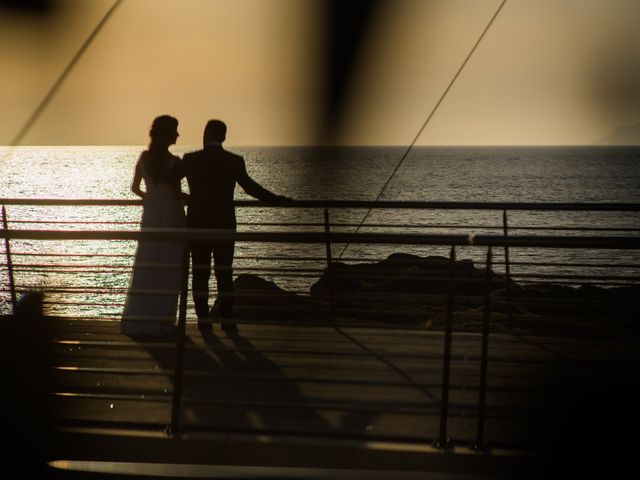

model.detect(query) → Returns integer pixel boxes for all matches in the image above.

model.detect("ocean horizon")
[2,145,639,317]
[3,144,640,200]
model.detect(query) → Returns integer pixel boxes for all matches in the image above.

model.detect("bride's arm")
[170,155,189,201]
[131,159,145,198]
[174,181,189,201]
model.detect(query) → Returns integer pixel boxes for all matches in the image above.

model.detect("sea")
[1,145,639,318]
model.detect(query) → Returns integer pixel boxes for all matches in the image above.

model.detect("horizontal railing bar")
[5,257,638,270]
[6,273,637,293]
[12,269,635,290]
[15,287,128,294]
[498,261,640,269]
[9,272,319,282]
[327,290,635,304]
[325,225,640,232]
[40,311,638,328]
[512,280,637,287]
[9,218,640,232]
[5,255,638,270]
[10,263,327,274]
[6,278,638,297]
[501,226,640,232]
[44,300,125,307]
[13,285,311,296]
[7,252,332,262]
[8,220,139,225]
[3,198,640,211]
[8,265,482,280]
[12,264,173,271]
[39,303,638,322]
[8,252,134,258]
[1,198,146,206]
[238,255,330,262]
[509,273,640,281]
[2,228,639,249]
[491,297,640,308]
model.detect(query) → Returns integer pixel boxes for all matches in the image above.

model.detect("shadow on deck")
[2,293,640,479]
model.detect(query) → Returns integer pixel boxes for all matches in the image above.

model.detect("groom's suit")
[171,143,285,320]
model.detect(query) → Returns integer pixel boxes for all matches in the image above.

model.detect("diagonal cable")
[8,0,124,147]
[337,0,508,259]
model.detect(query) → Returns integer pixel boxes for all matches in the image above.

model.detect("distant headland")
[597,123,640,145]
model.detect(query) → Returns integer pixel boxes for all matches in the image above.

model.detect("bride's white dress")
[121,155,186,336]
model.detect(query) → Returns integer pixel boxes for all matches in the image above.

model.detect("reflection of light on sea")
[11,237,136,318]
[2,146,640,317]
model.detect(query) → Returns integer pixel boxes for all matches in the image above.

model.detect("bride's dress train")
[121,161,185,336]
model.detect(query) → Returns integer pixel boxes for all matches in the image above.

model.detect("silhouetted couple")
[121,116,292,337]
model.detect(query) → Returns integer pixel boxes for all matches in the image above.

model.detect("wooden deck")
[4,310,640,476]
[29,317,635,473]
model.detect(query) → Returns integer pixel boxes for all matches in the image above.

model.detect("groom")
[170,119,292,331]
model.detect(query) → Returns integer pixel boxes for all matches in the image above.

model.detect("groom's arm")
[162,155,189,182]
[237,159,292,204]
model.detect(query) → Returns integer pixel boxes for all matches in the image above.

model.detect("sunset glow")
[2,0,639,146]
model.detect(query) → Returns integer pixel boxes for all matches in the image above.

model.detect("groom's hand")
[274,195,294,205]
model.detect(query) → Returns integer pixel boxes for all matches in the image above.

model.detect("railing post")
[169,240,190,436]
[2,206,18,311]
[471,246,492,452]
[323,207,333,266]
[433,245,456,450]
[502,209,513,325]
[324,207,336,322]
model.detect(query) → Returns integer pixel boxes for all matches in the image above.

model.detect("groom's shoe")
[197,318,212,332]
[218,306,238,334]
[221,321,238,334]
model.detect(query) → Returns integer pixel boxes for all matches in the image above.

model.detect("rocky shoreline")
[231,253,640,336]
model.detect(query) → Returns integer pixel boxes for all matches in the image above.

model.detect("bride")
[121,115,187,336]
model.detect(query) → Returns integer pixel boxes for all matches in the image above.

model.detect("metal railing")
[2,199,639,321]
[1,198,640,454]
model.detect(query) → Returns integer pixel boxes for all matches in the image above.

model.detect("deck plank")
[32,316,640,470]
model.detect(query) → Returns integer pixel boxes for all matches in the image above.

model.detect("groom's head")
[204,119,227,145]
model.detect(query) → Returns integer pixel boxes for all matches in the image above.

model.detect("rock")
[232,274,325,321]
[311,253,510,300]
[494,282,640,322]
[231,254,640,331]
[306,253,512,324]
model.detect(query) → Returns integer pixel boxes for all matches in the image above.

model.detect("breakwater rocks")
[310,253,510,297]
[494,282,640,319]
[231,253,639,329]
[232,273,324,322]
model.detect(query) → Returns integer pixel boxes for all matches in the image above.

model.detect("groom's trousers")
[190,238,235,319]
